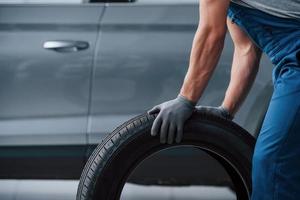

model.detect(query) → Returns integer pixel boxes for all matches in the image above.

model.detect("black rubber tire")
[77,111,255,200]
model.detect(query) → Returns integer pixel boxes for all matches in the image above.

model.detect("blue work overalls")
[228,2,300,199]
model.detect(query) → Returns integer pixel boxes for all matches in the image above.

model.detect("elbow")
[197,22,227,39]
[207,32,226,50]
[207,28,227,47]
[197,25,227,48]
[236,43,262,58]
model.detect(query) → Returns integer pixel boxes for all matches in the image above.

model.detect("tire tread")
[76,111,255,200]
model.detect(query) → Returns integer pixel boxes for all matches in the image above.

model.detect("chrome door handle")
[43,40,89,52]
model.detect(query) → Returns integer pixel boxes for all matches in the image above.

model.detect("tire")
[77,111,255,200]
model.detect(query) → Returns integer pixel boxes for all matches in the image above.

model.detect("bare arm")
[221,18,262,116]
[147,0,261,144]
[179,0,231,103]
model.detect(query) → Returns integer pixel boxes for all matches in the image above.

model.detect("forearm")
[179,28,226,103]
[222,45,262,115]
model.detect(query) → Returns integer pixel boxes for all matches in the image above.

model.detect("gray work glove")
[195,105,234,120]
[147,94,196,144]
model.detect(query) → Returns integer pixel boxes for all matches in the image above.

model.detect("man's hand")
[147,94,196,144]
[195,105,234,120]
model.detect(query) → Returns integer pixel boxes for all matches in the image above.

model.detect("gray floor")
[0,180,236,200]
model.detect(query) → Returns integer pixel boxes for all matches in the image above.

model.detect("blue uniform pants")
[228,3,300,200]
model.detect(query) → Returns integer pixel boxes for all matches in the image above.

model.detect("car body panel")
[0,3,104,178]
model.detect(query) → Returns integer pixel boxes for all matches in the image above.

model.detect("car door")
[0,0,104,179]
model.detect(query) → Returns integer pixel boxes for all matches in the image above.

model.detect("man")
[147,0,300,199]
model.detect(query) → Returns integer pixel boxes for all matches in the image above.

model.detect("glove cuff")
[177,94,197,109]
[218,105,234,120]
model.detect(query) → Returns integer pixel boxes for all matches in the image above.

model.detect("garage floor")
[0,180,236,200]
